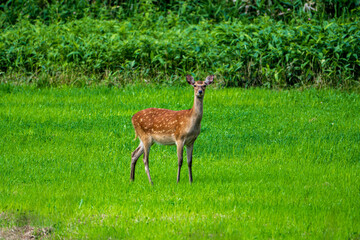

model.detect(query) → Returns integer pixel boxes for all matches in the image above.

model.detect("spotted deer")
[131,75,214,184]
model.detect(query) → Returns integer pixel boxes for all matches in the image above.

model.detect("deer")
[130,75,214,184]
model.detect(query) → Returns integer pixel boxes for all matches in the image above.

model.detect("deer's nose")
[198,90,203,94]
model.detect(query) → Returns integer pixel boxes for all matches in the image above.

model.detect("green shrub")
[1,0,359,88]
[1,0,359,28]
[1,15,359,87]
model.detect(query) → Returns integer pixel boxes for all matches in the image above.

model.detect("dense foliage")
[1,0,359,25]
[1,0,359,87]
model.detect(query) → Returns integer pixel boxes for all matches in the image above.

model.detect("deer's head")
[186,75,214,98]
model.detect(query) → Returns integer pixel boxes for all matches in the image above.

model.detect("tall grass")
[1,0,359,27]
[1,0,360,88]
[0,85,359,238]
[1,15,359,88]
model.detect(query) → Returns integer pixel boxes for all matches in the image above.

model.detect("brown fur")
[130,75,214,184]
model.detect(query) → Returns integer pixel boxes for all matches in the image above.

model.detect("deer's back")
[132,108,192,138]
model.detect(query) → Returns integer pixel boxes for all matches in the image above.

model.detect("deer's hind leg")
[142,137,154,185]
[130,141,144,181]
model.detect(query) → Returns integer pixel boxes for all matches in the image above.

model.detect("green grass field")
[0,84,359,239]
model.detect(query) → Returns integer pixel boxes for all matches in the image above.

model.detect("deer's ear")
[204,75,214,85]
[186,75,195,85]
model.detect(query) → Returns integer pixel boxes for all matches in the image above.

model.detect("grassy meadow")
[0,84,359,239]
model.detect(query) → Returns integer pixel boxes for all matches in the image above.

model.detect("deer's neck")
[190,96,204,125]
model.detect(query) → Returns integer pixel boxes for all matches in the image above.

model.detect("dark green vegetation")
[1,0,360,88]
[0,86,359,238]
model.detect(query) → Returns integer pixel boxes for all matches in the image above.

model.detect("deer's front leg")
[176,140,185,183]
[186,144,194,183]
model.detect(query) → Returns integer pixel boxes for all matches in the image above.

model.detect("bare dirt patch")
[0,212,52,239]
[0,226,52,240]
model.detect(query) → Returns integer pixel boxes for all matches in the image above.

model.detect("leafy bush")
[1,0,359,87]
[1,15,359,87]
[1,0,359,28]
